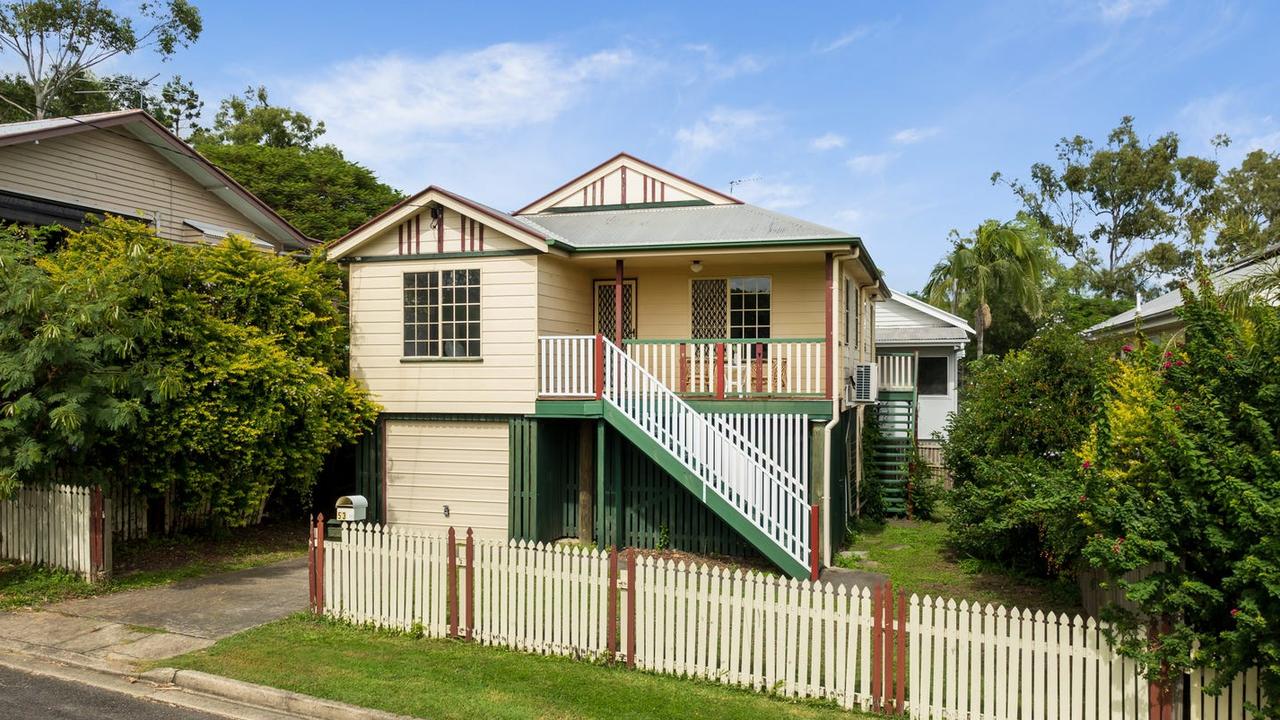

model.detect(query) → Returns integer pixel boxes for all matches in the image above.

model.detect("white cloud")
[674,107,774,156]
[1178,92,1280,164]
[817,26,873,53]
[847,152,897,174]
[890,127,940,145]
[734,180,812,210]
[288,43,632,168]
[810,133,847,151]
[683,44,769,81]
[1098,0,1167,23]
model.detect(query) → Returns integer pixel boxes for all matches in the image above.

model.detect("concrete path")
[0,556,307,667]
[819,565,889,592]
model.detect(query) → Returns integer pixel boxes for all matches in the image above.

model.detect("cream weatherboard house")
[0,109,313,252]
[330,154,888,579]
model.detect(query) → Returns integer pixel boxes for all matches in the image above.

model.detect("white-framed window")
[691,276,771,339]
[403,269,480,358]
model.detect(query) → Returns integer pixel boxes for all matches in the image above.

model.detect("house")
[329,153,889,579]
[872,291,973,497]
[0,109,313,251]
[1085,244,1280,340]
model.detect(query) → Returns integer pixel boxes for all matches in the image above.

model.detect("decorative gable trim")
[514,152,742,215]
[328,186,549,261]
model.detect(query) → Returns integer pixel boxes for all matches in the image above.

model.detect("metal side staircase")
[873,389,915,516]
[598,338,813,579]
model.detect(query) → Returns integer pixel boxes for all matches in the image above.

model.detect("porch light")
[690,260,703,273]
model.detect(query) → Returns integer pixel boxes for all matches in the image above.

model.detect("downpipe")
[820,250,856,572]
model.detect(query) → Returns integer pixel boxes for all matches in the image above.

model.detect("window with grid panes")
[728,277,771,340]
[403,269,480,358]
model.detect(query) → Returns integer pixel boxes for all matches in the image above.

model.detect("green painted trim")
[534,399,603,417]
[566,237,861,254]
[600,403,810,579]
[378,411,519,422]
[623,337,825,345]
[595,420,606,548]
[541,200,712,214]
[341,249,541,263]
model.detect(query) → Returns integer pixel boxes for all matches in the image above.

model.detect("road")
[0,664,221,719]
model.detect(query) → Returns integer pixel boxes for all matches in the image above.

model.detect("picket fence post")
[607,546,619,659]
[465,529,475,641]
[626,548,637,669]
[447,527,458,638]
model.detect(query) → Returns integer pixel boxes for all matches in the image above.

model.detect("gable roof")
[514,152,742,214]
[327,185,550,260]
[876,290,974,345]
[0,109,313,250]
[1085,244,1280,336]
[886,291,975,332]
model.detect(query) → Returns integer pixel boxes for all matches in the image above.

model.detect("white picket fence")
[0,484,110,580]
[314,522,1270,720]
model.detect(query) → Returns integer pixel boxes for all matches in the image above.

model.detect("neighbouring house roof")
[882,291,975,334]
[1084,244,1280,336]
[876,326,973,344]
[0,109,314,250]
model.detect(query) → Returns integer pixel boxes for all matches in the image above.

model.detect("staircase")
[572,337,813,579]
[873,389,915,516]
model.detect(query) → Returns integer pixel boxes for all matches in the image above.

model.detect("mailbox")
[335,495,368,522]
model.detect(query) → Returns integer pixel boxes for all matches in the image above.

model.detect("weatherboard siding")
[348,254,538,414]
[538,254,594,335]
[0,129,277,245]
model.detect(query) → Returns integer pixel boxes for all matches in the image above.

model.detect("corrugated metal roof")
[520,204,855,249]
[1085,246,1280,335]
[0,110,137,140]
[876,326,972,344]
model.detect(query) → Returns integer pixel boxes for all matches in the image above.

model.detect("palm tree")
[924,219,1046,359]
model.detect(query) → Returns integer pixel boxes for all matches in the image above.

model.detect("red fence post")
[753,342,764,394]
[447,527,458,638]
[871,581,883,712]
[714,342,726,400]
[594,334,605,399]
[465,529,475,641]
[626,548,637,669]
[607,546,619,659]
[883,581,895,713]
[678,344,688,394]
[1148,617,1174,720]
[896,590,907,715]
[89,486,104,582]
[810,505,820,581]
[316,513,326,615]
[308,515,316,613]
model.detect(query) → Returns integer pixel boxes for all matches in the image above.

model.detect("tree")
[994,117,1219,299]
[192,88,400,241]
[0,0,201,119]
[1208,148,1280,263]
[194,86,324,149]
[923,218,1047,358]
[0,218,378,521]
[150,74,202,138]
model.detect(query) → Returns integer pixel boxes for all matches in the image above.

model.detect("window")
[403,269,480,358]
[729,277,770,340]
[917,356,948,396]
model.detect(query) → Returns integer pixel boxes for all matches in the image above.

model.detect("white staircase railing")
[600,338,810,569]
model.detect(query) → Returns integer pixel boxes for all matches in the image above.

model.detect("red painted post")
[714,342,726,400]
[678,343,688,394]
[607,547,619,659]
[1148,618,1174,720]
[465,529,475,641]
[594,333,605,399]
[896,590,907,714]
[626,548,637,669]
[882,582,894,712]
[316,513,325,615]
[89,486,104,582]
[753,342,764,394]
[870,582,883,711]
[447,527,458,638]
[307,515,315,612]
[809,504,820,581]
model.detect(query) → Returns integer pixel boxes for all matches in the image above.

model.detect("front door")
[594,279,637,340]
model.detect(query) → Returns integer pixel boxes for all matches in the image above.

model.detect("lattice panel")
[691,278,727,338]
[595,281,636,339]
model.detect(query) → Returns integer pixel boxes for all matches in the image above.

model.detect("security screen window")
[917,356,948,395]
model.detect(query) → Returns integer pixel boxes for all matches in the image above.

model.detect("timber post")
[447,526,458,638]
[465,529,475,641]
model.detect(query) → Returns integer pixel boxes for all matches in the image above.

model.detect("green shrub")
[905,450,946,521]
[859,409,886,522]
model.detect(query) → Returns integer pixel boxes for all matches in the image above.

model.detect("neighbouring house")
[1085,244,1280,340]
[0,109,313,252]
[329,153,889,579]
[872,291,973,497]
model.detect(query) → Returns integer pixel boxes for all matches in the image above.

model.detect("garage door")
[384,419,509,539]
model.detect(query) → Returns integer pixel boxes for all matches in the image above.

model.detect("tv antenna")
[728,175,761,195]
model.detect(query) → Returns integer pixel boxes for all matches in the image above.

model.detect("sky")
[13,0,1280,290]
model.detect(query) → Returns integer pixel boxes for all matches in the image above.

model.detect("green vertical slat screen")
[353,421,383,525]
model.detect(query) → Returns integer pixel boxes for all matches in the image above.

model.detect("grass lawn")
[836,518,1081,614]
[0,521,306,611]
[163,614,874,720]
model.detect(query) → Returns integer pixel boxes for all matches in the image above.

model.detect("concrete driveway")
[0,556,307,666]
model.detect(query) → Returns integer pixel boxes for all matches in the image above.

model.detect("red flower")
[1231,608,1240,617]
[1164,351,1174,358]
[1174,360,1185,367]
[1082,460,1092,470]
[1174,404,1182,412]
[1079,495,1087,503]
[1122,344,1134,353]
[1162,361,1172,369]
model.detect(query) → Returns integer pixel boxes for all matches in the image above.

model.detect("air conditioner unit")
[846,362,878,404]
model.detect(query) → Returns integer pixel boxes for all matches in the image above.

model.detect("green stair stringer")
[600,403,811,580]
[875,389,916,516]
